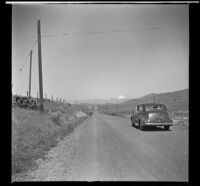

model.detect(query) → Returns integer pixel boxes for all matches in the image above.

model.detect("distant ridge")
[76,98,128,105]
[122,89,188,111]
[75,89,188,110]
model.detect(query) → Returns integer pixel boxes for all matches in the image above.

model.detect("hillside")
[122,89,188,111]
[98,89,189,118]
[12,102,93,175]
[75,98,128,105]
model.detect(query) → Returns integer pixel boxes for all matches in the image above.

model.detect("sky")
[12,4,189,101]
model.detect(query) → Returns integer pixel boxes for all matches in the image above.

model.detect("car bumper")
[144,122,173,126]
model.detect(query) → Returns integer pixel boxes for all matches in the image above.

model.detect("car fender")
[132,115,138,123]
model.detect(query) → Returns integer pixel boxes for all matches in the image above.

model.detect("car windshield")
[145,105,166,112]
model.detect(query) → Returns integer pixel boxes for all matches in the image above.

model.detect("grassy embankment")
[12,102,93,175]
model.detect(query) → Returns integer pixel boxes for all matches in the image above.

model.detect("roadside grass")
[169,110,189,129]
[12,103,93,175]
[98,105,132,118]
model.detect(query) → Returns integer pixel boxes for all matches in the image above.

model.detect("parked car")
[131,103,173,130]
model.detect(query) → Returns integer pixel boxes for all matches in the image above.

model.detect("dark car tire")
[164,125,170,130]
[139,120,145,131]
[131,117,135,127]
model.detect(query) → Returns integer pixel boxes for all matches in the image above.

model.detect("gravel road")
[12,111,188,181]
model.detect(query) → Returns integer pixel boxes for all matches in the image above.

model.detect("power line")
[12,39,38,88]
[41,33,69,38]
[12,54,29,88]
[41,24,187,38]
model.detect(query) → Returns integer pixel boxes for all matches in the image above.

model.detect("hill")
[75,98,128,105]
[122,89,188,111]
[98,89,189,117]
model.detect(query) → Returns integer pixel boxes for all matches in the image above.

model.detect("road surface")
[13,111,188,181]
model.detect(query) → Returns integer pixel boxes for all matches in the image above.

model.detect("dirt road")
[13,111,188,181]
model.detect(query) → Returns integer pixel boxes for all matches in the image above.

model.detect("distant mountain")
[77,98,128,105]
[123,89,188,104]
[76,89,188,111]
[122,89,188,111]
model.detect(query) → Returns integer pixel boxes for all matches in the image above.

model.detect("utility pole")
[153,93,155,103]
[37,20,44,112]
[28,50,33,98]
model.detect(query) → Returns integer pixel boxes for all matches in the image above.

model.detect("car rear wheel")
[164,125,170,130]
[131,117,135,127]
[139,120,145,131]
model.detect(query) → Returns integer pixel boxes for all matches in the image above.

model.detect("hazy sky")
[12,4,189,101]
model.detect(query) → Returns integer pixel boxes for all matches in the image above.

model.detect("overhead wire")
[40,24,187,38]
[12,23,187,93]
[12,39,38,88]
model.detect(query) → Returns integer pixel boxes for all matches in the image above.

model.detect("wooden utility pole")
[28,50,33,98]
[153,93,155,103]
[37,20,44,112]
